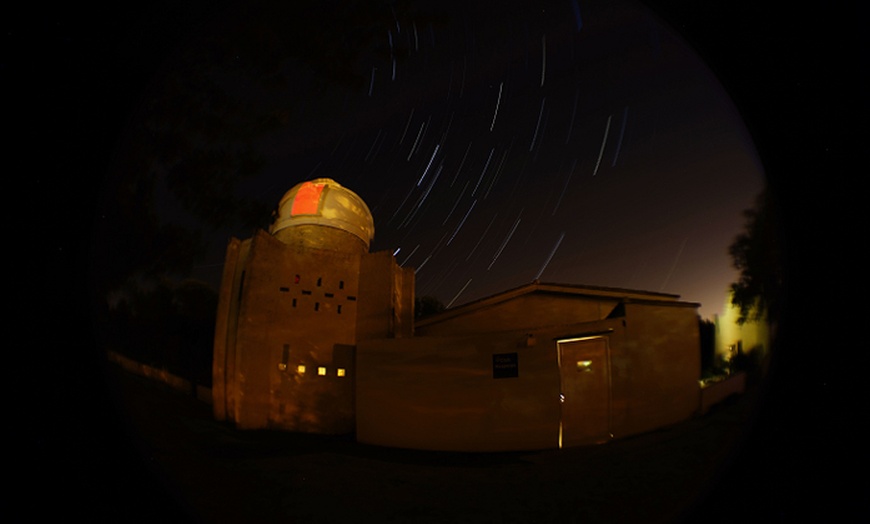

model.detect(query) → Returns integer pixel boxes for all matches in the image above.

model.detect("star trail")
[155,0,765,319]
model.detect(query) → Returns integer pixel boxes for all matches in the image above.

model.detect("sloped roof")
[416,281,700,328]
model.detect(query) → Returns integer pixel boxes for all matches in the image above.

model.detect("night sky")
[126,0,765,319]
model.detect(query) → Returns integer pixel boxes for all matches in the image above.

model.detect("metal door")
[558,337,610,446]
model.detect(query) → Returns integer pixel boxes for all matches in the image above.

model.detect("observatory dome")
[269,178,374,252]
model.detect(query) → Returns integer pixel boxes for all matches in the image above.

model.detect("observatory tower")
[212,178,414,433]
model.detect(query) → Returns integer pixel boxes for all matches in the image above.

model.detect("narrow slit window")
[295,274,300,284]
[325,292,334,298]
[314,302,320,311]
[347,296,357,301]
[302,290,312,295]
[339,280,344,289]
[317,277,322,287]
[279,287,289,292]
[292,298,297,307]
[337,305,342,314]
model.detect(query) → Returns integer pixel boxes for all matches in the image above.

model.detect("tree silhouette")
[92,1,447,304]
[728,189,784,325]
[106,277,217,385]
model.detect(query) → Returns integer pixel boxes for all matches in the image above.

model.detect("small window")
[297,365,306,374]
[318,367,327,376]
[325,292,334,298]
[302,290,312,295]
[347,296,357,301]
[576,360,593,373]
[337,368,346,377]
[279,287,289,292]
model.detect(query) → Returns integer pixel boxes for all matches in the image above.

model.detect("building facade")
[358,283,701,451]
[212,178,413,433]
[213,178,703,450]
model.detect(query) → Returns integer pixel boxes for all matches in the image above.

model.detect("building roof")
[269,178,375,247]
[416,281,700,328]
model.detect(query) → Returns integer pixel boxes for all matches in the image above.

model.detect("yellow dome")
[269,178,374,249]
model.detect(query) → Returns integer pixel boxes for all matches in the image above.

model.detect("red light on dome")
[291,182,325,216]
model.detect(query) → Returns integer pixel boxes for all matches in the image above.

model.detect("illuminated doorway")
[557,336,611,447]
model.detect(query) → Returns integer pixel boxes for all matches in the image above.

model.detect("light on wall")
[576,360,593,372]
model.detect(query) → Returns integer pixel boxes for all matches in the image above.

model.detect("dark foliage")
[728,189,783,325]
[92,1,447,306]
[107,278,217,386]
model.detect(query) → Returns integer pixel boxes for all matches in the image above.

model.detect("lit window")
[297,365,306,374]
[576,360,592,372]
[318,367,327,376]
[337,368,346,377]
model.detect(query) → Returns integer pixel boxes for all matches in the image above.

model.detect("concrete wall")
[212,236,251,423]
[700,372,746,414]
[357,251,414,340]
[215,230,362,433]
[612,302,701,438]
[109,350,196,396]
[356,333,561,452]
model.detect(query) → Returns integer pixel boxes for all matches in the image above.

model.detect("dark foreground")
[40,360,842,523]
